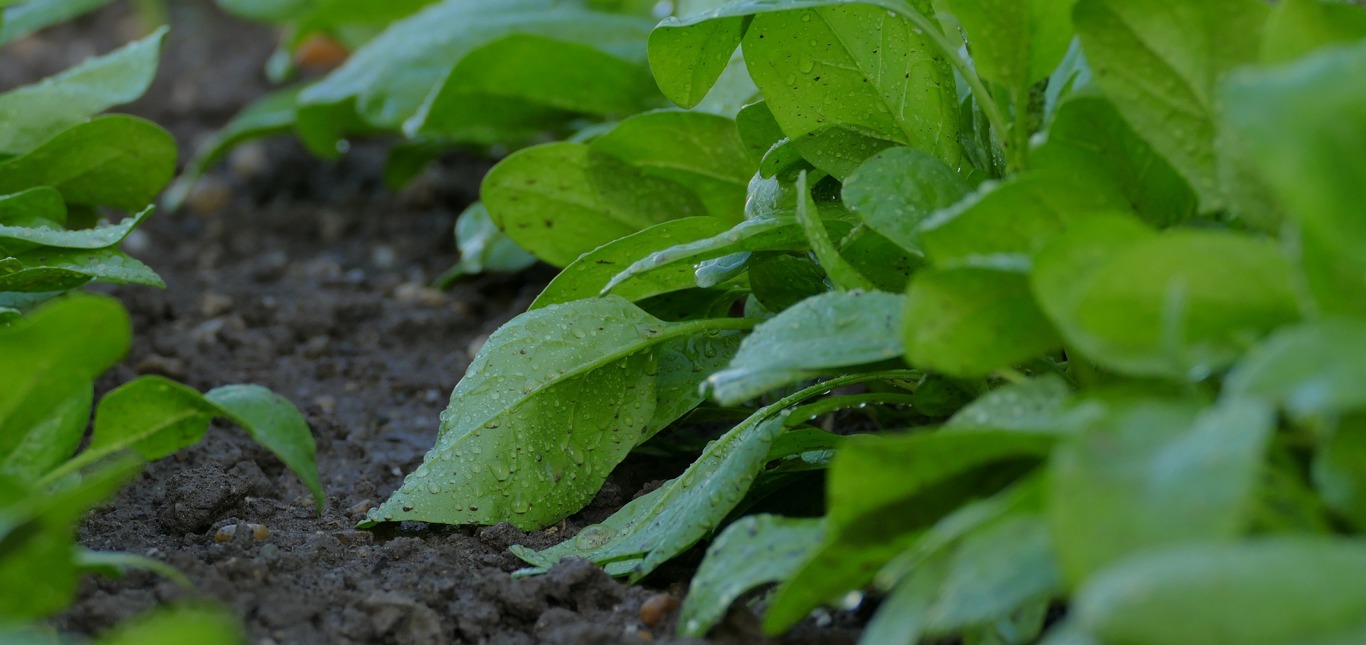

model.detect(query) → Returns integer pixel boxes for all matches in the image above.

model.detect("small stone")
[135,354,186,379]
[190,318,225,345]
[199,292,234,317]
[371,245,398,270]
[214,524,237,543]
[248,523,270,542]
[186,176,232,215]
[259,543,281,561]
[639,594,680,628]
[228,141,269,180]
[394,282,444,306]
[313,395,337,415]
[347,499,374,516]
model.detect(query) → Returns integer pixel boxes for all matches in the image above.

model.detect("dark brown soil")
[3,2,863,644]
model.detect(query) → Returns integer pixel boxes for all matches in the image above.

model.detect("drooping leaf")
[205,385,325,513]
[364,297,751,530]
[795,171,873,290]
[0,205,152,254]
[706,290,904,405]
[678,515,824,637]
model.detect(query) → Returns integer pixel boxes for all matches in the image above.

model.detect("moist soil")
[6,3,863,644]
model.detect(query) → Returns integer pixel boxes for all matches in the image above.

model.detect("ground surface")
[3,2,862,644]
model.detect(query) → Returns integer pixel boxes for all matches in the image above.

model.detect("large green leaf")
[1222,40,1366,318]
[741,3,960,175]
[706,290,903,405]
[0,205,151,254]
[482,142,708,267]
[0,246,164,292]
[1069,539,1366,644]
[1048,396,1274,583]
[364,297,750,530]
[1261,0,1366,64]
[0,115,176,211]
[1031,214,1301,378]
[1073,0,1269,211]
[903,267,1061,377]
[587,110,754,221]
[0,0,113,46]
[1030,93,1197,227]
[0,28,165,156]
[1225,320,1366,422]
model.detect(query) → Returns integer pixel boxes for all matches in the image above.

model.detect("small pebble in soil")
[199,291,234,317]
[186,175,232,215]
[135,354,186,379]
[228,141,269,179]
[639,593,681,628]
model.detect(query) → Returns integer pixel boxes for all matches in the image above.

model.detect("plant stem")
[886,4,1012,167]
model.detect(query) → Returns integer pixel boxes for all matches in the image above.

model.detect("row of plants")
[0,3,322,641]
[68,0,1366,642]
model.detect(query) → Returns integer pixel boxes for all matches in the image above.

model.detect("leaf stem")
[885,4,1012,171]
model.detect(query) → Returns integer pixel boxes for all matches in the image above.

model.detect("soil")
[3,3,863,644]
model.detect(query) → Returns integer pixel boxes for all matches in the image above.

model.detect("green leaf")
[411,33,659,141]
[206,385,325,513]
[530,217,733,309]
[299,1,653,130]
[1073,0,1269,211]
[482,142,708,267]
[765,428,1053,633]
[0,457,140,620]
[587,110,754,221]
[904,267,1061,377]
[1261,0,1366,64]
[1030,93,1196,227]
[917,173,1127,271]
[1031,214,1301,378]
[0,187,66,228]
[1070,539,1366,645]
[741,3,961,175]
[434,202,537,287]
[947,375,1073,432]
[74,548,190,588]
[678,515,824,637]
[706,290,904,405]
[0,206,151,254]
[1225,320,1366,422]
[0,28,165,155]
[0,115,177,211]
[1048,396,1274,584]
[941,0,1076,88]
[747,253,828,312]
[1222,40,1366,318]
[735,100,785,163]
[0,246,164,292]
[601,215,809,295]
[795,171,873,290]
[0,0,113,46]
[842,146,972,256]
[364,297,751,529]
[96,606,245,645]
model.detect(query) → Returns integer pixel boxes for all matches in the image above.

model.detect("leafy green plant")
[0,16,319,642]
[331,0,1366,641]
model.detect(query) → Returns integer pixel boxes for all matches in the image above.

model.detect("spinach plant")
[343,0,1366,641]
[1,18,322,642]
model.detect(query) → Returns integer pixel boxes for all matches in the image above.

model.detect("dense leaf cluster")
[202,0,1366,642]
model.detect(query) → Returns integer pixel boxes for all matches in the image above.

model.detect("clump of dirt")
[3,2,863,643]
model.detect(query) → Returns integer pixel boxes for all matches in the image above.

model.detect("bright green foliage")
[190,0,1366,641]
[678,515,824,637]
[1,297,323,626]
